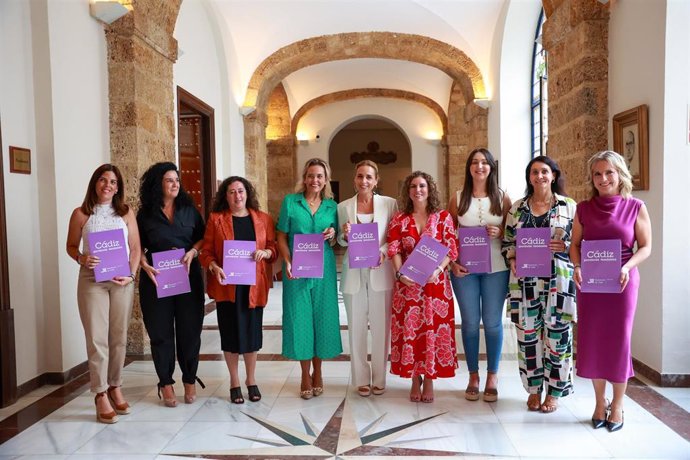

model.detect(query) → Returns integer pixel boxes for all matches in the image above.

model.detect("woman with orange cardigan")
[200,176,277,404]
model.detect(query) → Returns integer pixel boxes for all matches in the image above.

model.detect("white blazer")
[337,194,398,295]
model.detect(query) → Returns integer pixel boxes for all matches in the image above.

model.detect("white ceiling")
[209,0,507,114]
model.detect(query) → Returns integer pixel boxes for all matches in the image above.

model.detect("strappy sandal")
[482,372,498,402]
[409,375,422,402]
[230,386,244,404]
[527,392,542,411]
[158,384,177,408]
[95,391,118,424]
[541,395,559,413]
[311,374,323,397]
[421,377,434,403]
[465,372,480,401]
[357,385,371,397]
[247,385,262,402]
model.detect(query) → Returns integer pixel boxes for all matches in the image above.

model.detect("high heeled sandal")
[371,386,385,395]
[230,386,245,404]
[311,374,323,397]
[158,384,177,408]
[527,392,542,411]
[409,375,422,402]
[357,385,371,397]
[184,377,206,404]
[247,385,261,402]
[106,386,130,415]
[465,372,480,401]
[421,377,434,403]
[482,372,498,402]
[95,391,118,424]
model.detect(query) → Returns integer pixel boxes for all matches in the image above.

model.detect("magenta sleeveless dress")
[575,195,642,383]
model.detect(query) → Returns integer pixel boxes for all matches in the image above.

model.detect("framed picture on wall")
[613,104,649,190]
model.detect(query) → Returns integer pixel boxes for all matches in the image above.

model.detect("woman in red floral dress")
[387,171,459,402]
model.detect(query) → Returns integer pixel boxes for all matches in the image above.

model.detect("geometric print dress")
[386,210,459,379]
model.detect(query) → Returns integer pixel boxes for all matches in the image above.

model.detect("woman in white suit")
[337,160,398,397]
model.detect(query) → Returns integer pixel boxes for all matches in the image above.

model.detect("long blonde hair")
[295,157,334,199]
[587,150,633,198]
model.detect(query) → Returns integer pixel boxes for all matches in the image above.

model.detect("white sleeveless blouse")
[81,203,130,257]
[456,192,507,273]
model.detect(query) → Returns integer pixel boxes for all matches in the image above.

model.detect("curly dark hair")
[524,155,567,197]
[138,162,194,216]
[80,163,129,216]
[212,176,260,212]
[400,171,441,214]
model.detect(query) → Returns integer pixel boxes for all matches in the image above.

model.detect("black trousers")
[139,260,205,386]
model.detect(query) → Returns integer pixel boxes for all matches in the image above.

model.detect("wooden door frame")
[0,116,17,407]
[176,86,216,218]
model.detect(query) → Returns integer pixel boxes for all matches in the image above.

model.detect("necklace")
[526,195,554,228]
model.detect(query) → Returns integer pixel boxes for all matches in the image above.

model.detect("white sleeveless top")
[81,203,130,257]
[456,191,507,273]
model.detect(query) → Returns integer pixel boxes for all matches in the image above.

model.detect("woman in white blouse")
[337,160,398,396]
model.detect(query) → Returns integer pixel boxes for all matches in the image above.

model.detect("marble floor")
[0,282,689,459]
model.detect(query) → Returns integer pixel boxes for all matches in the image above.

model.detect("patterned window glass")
[531,9,548,157]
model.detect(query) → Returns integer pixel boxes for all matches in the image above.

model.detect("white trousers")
[343,269,392,389]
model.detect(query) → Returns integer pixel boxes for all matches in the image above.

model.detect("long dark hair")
[457,148,503,216]
[400,171,441,214]
[80,164,129,216]
[138,162,194,216]
[524,155,567,197]
[212,176,260,212]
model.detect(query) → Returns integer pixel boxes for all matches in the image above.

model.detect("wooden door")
[178,115,205,215]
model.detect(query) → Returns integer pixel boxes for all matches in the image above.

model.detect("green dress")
[277,193,342,360]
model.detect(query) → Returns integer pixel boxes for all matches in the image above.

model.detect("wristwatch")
[395,271,402,280]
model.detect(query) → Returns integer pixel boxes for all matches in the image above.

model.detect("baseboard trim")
[633,357,690,387]
[16,361,89,398]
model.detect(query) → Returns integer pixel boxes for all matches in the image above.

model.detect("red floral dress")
[387,210,459,379]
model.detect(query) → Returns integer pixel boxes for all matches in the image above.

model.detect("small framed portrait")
[9,146,31,175]
[613,105,649,190]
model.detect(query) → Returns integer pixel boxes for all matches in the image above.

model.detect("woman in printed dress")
[387,171,458,403]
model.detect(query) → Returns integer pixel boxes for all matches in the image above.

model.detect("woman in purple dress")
[570,151,652,432]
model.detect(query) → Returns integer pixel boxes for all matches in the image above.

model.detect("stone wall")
[105,0,182,354]
[266,83,295,221]
[542,0,609,201]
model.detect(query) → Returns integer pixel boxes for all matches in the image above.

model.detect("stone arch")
[242,32,487,206]
[291,89,448,137]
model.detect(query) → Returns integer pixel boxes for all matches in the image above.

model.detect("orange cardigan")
[199,209,277,307]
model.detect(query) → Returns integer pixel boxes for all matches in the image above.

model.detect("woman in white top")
[337,160,398,396]
[448,148,511,402]
[66,164,141,423]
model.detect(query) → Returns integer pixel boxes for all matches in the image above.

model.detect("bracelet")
[129,273,136,281]
[395,271,402,280]
[191,247,199,257]
[574,264,581,268]
[76,253,83,265]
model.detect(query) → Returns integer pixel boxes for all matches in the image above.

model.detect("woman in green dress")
[277,158,341,399]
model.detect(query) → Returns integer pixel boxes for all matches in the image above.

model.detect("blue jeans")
[450,270,509,373]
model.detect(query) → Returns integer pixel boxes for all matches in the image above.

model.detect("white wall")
[174,0,236,179]
[295,99,445,197]
[490,0,542,201]
[609,0,690,376]
[661,0,690,375]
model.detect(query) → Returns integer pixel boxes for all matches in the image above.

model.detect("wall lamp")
[239,106,256,116]
[89,1,130,25]
[473,98,490,109]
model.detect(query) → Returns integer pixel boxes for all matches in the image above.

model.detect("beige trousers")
[343,268,392,389]
[77,267,134,393]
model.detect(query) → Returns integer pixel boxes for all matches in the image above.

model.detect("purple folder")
[516,227,552,277]
[581,239,622,293]
[222,240,257,286]
[348,223,380,269]
[458,227,491,274]
[152,249,191,298]
[292,233,324,278]
[88,228,130,282]
[400,235,450,285]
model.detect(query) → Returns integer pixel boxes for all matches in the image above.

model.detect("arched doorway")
[329,117,412,202]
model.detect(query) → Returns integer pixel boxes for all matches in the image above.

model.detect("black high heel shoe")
[606,407,624,432]
[592,399,610,429]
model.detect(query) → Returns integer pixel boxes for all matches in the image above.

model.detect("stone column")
[243,110,269,211]
[104,0,181,354]
[543,0,609,201]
